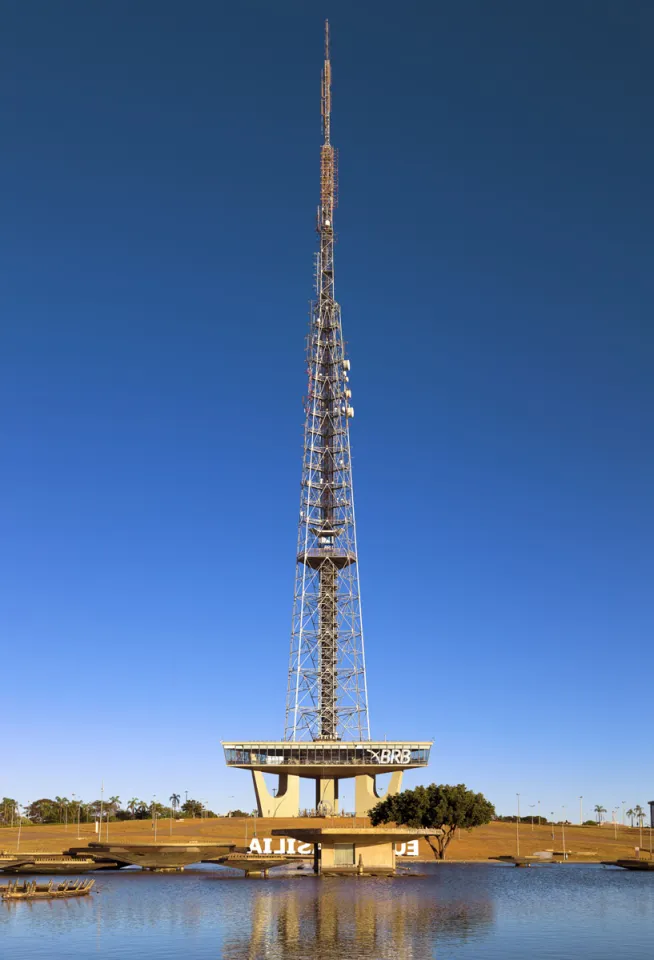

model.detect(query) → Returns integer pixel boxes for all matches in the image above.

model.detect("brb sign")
[369,748,412,764]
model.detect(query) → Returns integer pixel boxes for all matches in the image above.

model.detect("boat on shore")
[1,878,95,900]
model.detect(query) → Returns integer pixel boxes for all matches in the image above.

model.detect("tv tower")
[223,22,431,818]
[284,20,369,744]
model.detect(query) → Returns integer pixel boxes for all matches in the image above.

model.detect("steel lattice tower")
[284,22,370,743]
[222,24,431,816]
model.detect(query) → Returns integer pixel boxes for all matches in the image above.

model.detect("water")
[2,863,653,959]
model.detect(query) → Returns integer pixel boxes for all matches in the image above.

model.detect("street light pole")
[516,794,520,857]
[16,804,22,853]
[538,800,541,826]
[579,796,583,825]
[562,806,566,860]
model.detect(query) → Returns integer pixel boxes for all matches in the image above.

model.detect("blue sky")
[1,0,652,820]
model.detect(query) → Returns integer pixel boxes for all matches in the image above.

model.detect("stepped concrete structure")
[67,842,234,872]
[223,23,431,817]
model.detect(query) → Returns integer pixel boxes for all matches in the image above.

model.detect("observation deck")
[222,740,431,778]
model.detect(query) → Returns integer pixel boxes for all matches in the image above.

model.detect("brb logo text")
[369,748,411,764]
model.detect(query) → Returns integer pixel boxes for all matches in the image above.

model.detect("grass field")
[2,817,652,862]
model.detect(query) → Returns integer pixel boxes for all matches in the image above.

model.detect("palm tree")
[108,796,121,817]
[594,804,606,825]
[634,805,645,827]
[626,808,635,827]
[127,798,139,818]
[168,793,181,837]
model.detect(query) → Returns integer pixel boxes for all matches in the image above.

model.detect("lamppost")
[99,781,105,843]
[622,800,626,825]
[562,806,566,860]
[579,796,583,825]
[538,800,541,826]
[152,797,158,841]
[529,804,535,831]
[550,812,555,841]
[16,803,22,853]
[516,794,521,857]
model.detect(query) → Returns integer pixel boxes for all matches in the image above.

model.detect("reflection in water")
[222,881,494,960]
[4,865,654,959]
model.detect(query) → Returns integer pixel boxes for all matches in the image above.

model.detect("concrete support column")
[251,771,300,818]
[315,778,339,814]
[354,771,403,817]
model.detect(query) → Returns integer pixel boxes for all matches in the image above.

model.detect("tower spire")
[321,19,331,145]
[285,23,370,743]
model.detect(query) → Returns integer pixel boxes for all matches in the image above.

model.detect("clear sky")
[1,0,652,821]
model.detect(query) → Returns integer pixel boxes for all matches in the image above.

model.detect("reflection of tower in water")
[221,883,495,960]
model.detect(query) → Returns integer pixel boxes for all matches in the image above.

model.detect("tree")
[370,783,495,861]
[228,809,250,819]
[626,808,635,828]
[127,798,140,818]
[26,799,59,823]
[634,805,645,828]
[170,793,181,818]
[594,805,606,824]
[181,799,204,818]
[1,798,17,825]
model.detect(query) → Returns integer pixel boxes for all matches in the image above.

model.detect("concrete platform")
[66,842,235,871]
[206,853,297,878]
[604,859,654,871]
[0,854,118,874]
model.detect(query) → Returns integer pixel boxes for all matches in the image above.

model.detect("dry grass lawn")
[2,818,651,862]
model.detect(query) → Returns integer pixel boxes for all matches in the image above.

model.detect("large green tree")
[369,783,495,860]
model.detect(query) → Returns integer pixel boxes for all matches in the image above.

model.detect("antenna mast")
[223,23,432,818]
[285,22,370,743]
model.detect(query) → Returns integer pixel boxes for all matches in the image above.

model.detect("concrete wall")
[320,838,395,870]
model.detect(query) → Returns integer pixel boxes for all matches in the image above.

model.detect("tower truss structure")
[284,22,370,743]
[223,23,431,818]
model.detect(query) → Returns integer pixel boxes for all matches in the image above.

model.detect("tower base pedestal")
[354,771,404,817]
[251,771,300,817]
[315,778,339,814]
